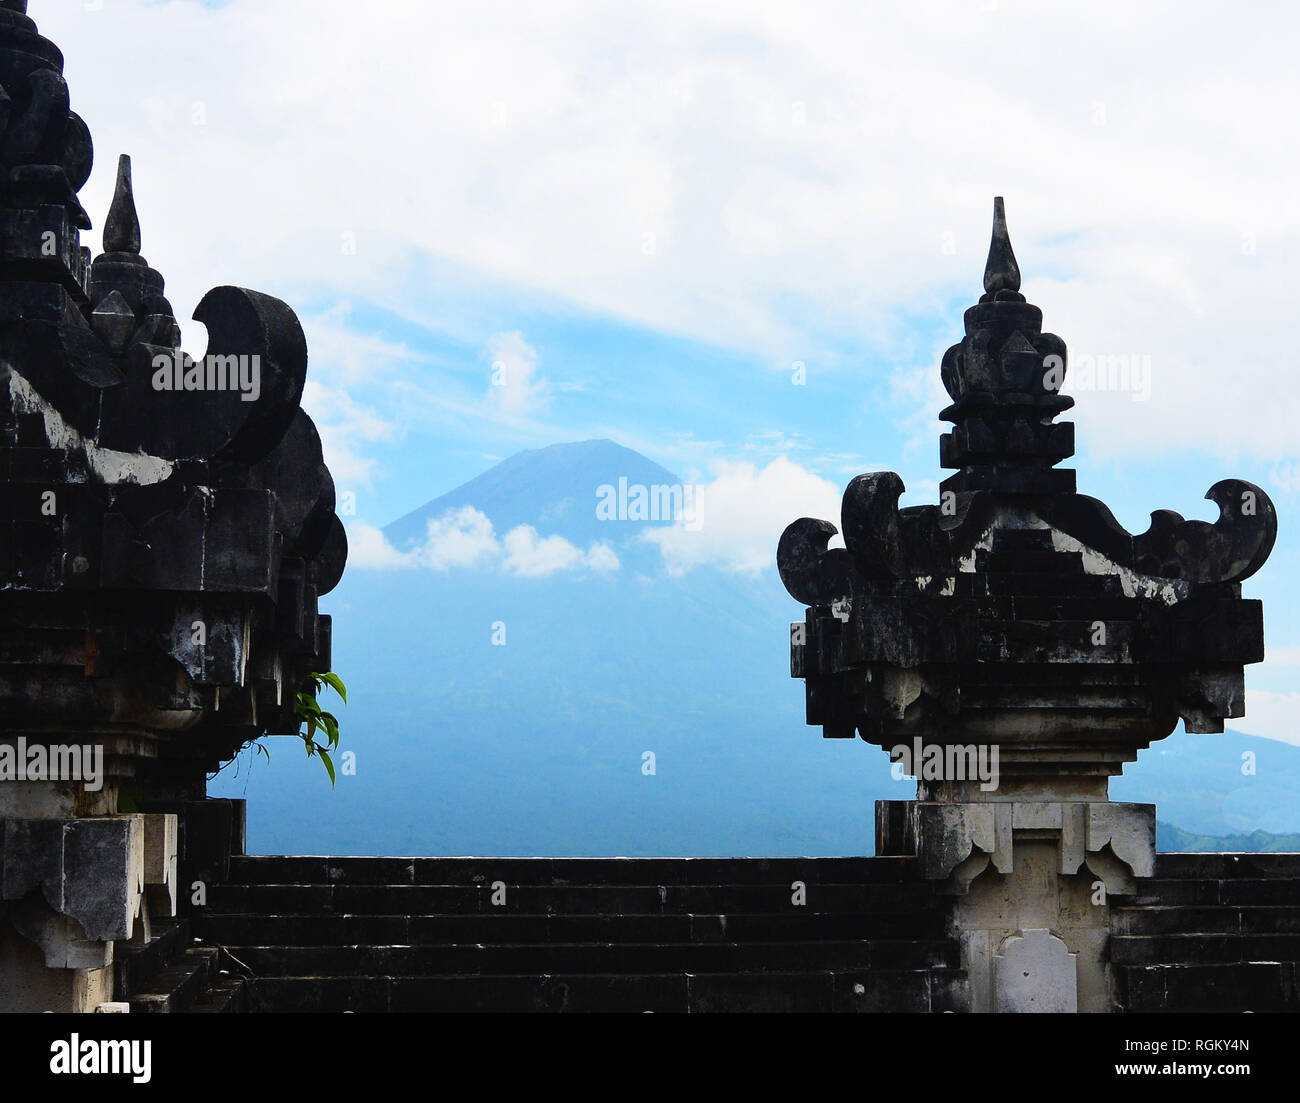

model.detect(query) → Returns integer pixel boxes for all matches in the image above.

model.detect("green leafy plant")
[292,672,348,785]
[208,671,349,785]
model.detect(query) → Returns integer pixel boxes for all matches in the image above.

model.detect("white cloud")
[42,1,1300,463]
[412,506,501,571]
[344,521,413,570]
[644,456,843,575]
[301,380,396,491]
[485,331,549,416]
[1238,691,1300,748]
[1262,647,1300,667]
[345,508,618,577]
[502,524,618,577]
[585,542,621,574]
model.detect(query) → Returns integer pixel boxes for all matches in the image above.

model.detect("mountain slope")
[1156,823,1300,852]
[1114,731,1300,837]
[384,439,680,552]
[210,440,1300,856]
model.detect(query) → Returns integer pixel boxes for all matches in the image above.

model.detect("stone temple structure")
[778,196,1281,1012]
[0,0,344,1011]
[1,3,1296,1013]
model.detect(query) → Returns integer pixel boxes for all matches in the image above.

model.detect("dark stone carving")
[0,4,346,803]
[778,199,1274,778]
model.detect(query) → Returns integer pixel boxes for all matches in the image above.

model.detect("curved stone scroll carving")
[777,517,856,606]
[1041,478,1277,585]
[93,285,308,463]
[778,471,995,604]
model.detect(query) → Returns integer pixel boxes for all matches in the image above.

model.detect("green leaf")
[318,747,336,786]
[288,672,348,786]
[320,672,348,705]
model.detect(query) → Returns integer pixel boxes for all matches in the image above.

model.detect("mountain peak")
[384,440,682,550]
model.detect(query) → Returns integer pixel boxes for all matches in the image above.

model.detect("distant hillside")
[211,439,1300,857]
[1157,822,1300,852]
[1114,730,1300,838]
[214,439,891,856]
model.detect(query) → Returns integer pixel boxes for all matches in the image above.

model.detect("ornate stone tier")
[778,199,1275,796]
[0,8,346,807]
[0,2,345,1009]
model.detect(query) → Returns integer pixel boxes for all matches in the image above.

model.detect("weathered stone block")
[141,813,177,918]
[62,816,144,942]
[994,928,1077,1013]
[1,818,65,910]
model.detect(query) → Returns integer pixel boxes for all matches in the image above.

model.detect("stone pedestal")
[0,795,179,1011]
[878,796,1155,1012]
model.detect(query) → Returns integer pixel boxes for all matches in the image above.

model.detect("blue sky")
[39,0,1300,741]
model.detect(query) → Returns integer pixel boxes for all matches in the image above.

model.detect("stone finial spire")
[90,153,182,348]
[104,154,141,255]
[983,196,1021,295]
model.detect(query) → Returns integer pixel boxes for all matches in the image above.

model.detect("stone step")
[974,547,1084,575]
[219,939,957,977]
[204,881,940,916]
[189,976,249,1014]
[1127,878,1300,907]
[1116,962,1300,1012]
[226,855,921,887]
[1112,905,1300,936]
[128,947,219,1014]
[983,570,1124,597]
[244,969,965,1013]
[1152,854,1300,880]
[194,910,945,947]
[989,529,1056,554]
[1110,905,1236,935]
[1110,933,1300,965]
[113,917,190,1000]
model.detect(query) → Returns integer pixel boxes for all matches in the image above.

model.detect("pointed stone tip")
[983,195,1021,295]
[104,153,141,255]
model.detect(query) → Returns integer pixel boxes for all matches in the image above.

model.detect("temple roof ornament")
[0,0,91,229]
[103,153,141,255]
[982,196,1021,297]
[778,199,1275,786]
[0,2,346,787]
